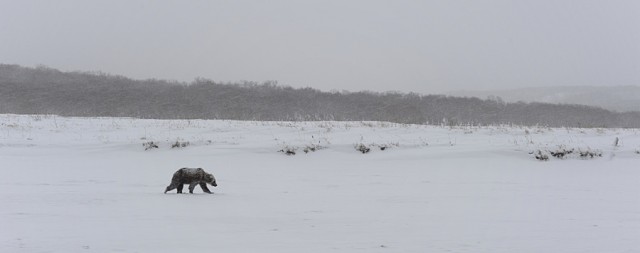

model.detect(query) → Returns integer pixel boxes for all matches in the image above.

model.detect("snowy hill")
[1,114,640,252]
[3,64,640,127]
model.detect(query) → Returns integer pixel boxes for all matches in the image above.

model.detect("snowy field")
[1,114,639,253]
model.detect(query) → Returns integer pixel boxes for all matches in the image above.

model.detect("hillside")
[1,64,639,127]
[450,86,640,112]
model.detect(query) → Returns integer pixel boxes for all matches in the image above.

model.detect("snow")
[1,114,639,252]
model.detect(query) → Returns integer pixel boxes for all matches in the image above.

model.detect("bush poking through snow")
[534,150,549,161]
[171,140,190,149]
[303,144,326,154]
[613,137,620,147]
[143,141,159,150]
[377,142,399,151]
[355,143,371,154]
[278,146,297,156]
[532,146,602,160]
[278,143,327,156]
[353,142,398,153]
[549,147,574,159]
[578,149,602,159]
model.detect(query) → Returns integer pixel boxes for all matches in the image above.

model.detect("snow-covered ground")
[1,114,639,253]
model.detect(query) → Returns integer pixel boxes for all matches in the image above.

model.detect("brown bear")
[164,168,217,194]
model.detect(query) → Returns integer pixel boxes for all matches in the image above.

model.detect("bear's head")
[204,173,217,187]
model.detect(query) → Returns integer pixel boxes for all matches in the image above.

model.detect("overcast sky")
[1,0,638,94]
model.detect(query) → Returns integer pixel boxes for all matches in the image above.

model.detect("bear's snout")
[212,182,217,187]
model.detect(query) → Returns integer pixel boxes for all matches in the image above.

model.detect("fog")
[1,0,638,94]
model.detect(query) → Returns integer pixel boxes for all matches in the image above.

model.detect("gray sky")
[1,0,639,94]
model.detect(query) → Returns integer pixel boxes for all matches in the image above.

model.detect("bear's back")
[174,168,204,182]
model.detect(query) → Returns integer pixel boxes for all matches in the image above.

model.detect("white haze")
[1,0,639,94]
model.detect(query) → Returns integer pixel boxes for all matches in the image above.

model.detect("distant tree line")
[1,64,639,128]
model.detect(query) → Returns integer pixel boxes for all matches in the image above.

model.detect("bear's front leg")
[177,184,184,194]
[199,182,213,194]
[188,182,198,194]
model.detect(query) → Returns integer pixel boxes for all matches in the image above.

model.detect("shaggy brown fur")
[164,168,217,194]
